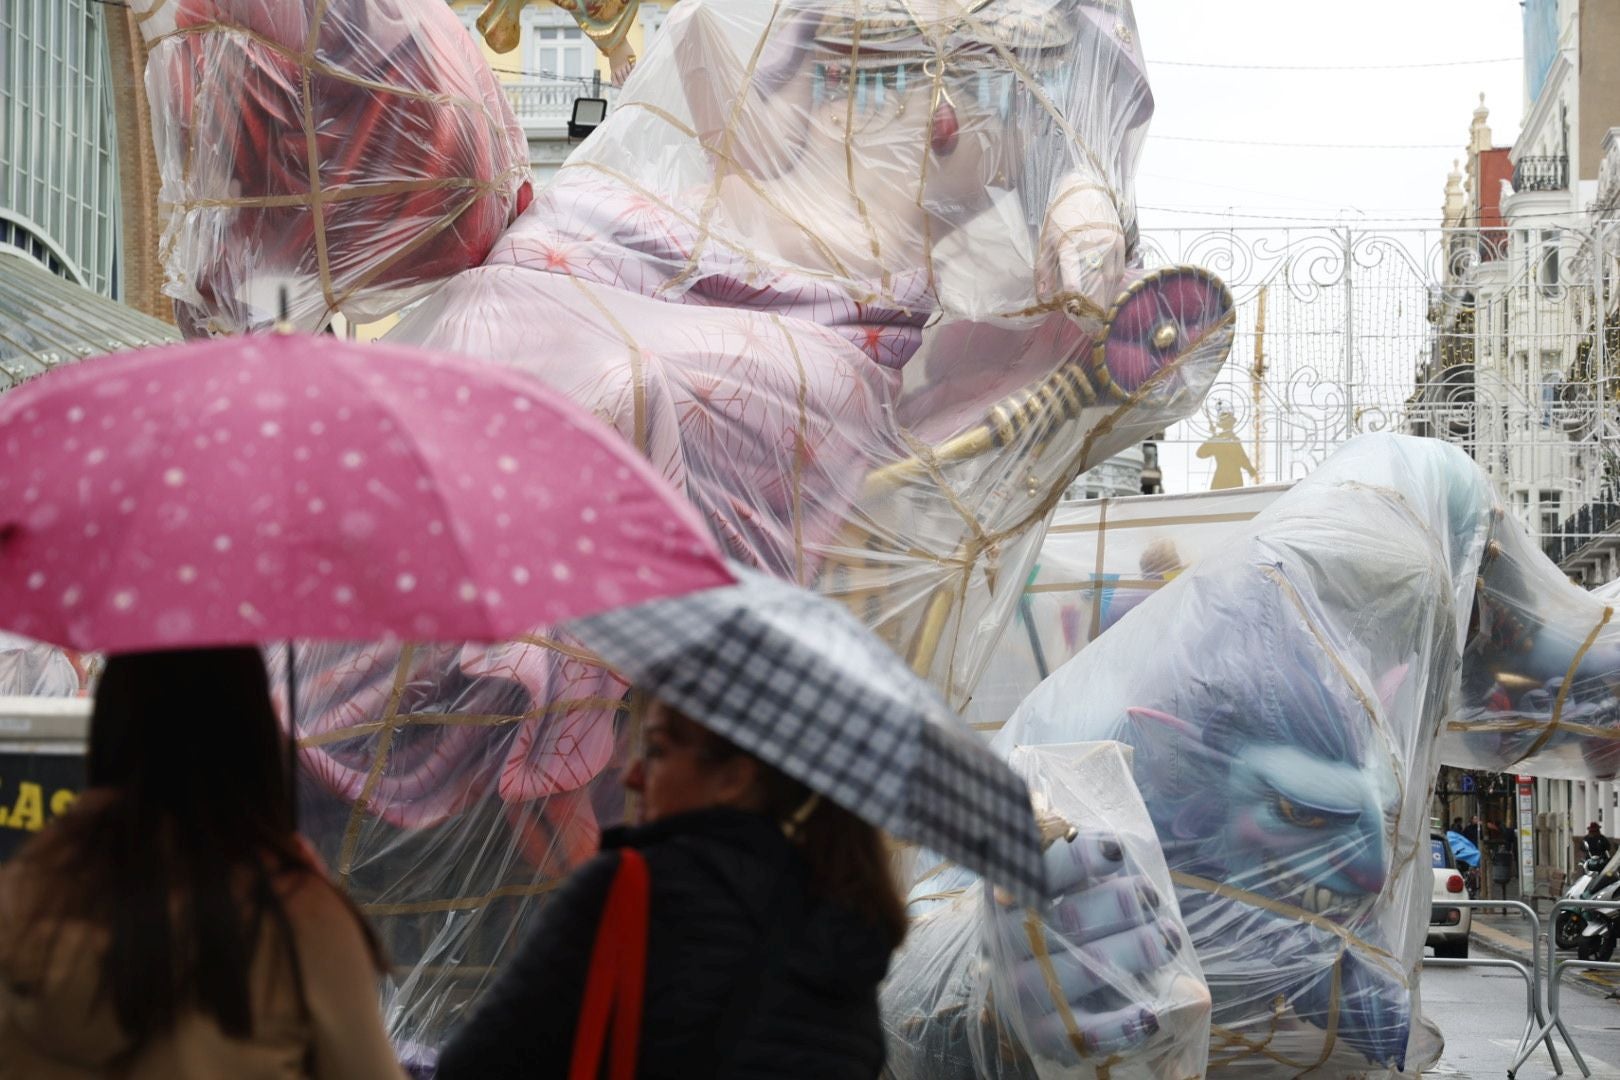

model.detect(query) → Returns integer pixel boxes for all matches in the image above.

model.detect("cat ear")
[1129,705,1241,761]
[1125,705,1199,740]
[1125,706,1231,795]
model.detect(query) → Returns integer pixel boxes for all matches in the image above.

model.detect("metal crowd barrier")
[1421,898,1566,1076]
[1509,896,1620,1079]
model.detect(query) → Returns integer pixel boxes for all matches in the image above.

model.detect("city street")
[7,0,1620,1075]
[1422,964,1620,1078]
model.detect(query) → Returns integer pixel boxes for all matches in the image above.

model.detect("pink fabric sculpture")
[129,0,1237,1047]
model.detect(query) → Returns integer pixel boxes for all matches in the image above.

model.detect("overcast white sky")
[1132,0,1526,231]
[1119,1,1529,492]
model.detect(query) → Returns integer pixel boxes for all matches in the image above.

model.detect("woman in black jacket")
[434,700,907,1079]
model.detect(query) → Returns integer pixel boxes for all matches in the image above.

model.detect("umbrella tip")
[274,286,293,335]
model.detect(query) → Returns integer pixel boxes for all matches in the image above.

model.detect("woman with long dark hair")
[435,698,907,1079]
[0,648,406,1079]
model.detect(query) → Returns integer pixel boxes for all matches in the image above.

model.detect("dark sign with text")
[0,751,84,861]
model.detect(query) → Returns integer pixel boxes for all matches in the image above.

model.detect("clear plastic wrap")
[1443,496,1620,780]
[966,484,1289,730]
[0,633,86,698]
[132,0,1239,1052]
[992,434,1498,1076]
[126,0,532,336]
[968,464,1620,784]
[883,741,1209,1080]
[387,0,1236,702]
[268,637,627,1048]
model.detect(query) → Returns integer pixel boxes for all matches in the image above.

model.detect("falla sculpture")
[119,0,1236,1063]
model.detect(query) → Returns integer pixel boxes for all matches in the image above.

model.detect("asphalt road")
[1421,963,1620,1077]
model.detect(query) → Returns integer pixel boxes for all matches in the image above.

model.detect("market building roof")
[0,252,178,389]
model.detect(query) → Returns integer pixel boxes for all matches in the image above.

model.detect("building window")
[1539,489,1561,538]
[1540,230,1560,295]
[641,3,669,50]
[527,23,590,80]
[0,0,121,297]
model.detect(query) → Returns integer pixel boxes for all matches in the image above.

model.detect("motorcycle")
[1572,850,1620,962]
[1555,854,1611,950]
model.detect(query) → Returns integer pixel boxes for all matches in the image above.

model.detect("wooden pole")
[103,10,173,323]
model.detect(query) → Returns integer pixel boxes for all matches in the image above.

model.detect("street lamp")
[569,97,608,141]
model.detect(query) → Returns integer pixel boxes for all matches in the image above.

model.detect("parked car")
[1427,831,1472,958]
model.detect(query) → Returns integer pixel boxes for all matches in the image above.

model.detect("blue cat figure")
[993,433,1494,1075]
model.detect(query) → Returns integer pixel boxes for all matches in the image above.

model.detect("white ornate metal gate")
[1137,223,1620,564]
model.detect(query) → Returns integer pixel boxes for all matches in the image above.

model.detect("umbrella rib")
[321,356,492,638]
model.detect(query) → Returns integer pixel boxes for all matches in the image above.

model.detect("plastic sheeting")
[988,434,1499,1075]
[126,0,532,336]
[966,483,1289,730]
[386,0,1235,703]
[0,634,85,698]
[1443,497,1620,781]
[970,455,1620,784]
[132,0,1237,1052]
[950,438,1620,1075]
[884,741,1209,1079]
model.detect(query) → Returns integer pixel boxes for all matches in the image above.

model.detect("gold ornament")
[477,0,641,55]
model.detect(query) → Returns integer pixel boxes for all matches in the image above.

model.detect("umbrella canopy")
[0,333,733,652]
[567,565,1048,906]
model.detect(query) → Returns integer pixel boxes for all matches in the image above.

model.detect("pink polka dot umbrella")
[0,332,733,654]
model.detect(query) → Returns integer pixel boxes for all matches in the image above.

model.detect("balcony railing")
[1513,155,1569,193]
[502,79,616,127]
[1542,495,1620,564]
[1477,226,1509,262]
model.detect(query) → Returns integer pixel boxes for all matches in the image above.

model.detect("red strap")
[569,850,650,1080]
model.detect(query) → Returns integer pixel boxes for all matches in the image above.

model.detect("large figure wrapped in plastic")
[974,434,1494,1075]
[1444,506,1620,780]
[126,0,1236,1051]
[885,741,1211,1079]
[133,0,534,336]
[965,484,1287,728]
[941,437,1620,1075]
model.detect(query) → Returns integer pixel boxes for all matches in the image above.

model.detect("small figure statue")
[1195,407,1258,490]
[477,0,643,85]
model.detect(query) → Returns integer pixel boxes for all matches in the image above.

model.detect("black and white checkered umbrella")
[567,565,1048,906]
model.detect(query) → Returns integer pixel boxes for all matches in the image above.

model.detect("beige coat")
[0,843,407,1080]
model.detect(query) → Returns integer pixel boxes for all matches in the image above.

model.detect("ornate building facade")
[0,0,122,296]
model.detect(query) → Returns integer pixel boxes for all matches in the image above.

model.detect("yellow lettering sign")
[0,775,82,833]
[9,782,43,832]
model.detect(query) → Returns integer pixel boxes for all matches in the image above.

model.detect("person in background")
[1448,816,1464,836]
[1462,816,1481,845]
[434,699,906,1079]
[1583,821,1614,863]
[0,648,406,1080]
